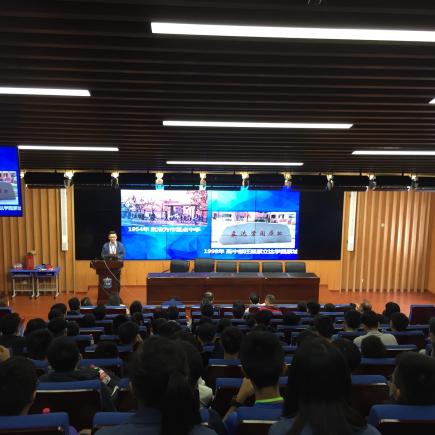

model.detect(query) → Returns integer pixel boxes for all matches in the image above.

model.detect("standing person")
[101,231,126,260]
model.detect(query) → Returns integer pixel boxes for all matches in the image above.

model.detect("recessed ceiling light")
[429,98,435,104]
[151,22,435,43]
[166,160,303,166]
[0,87,90,96]
[353,150,435,156]
[163,120,352,129]
[18,145,118,152]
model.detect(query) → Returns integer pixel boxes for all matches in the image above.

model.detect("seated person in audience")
[95,341,119,359]
[294,329,319,346]
[118,321,143,349]
[389,352,435,405]
[359,299,372,314]
[131,311,145,326]
[224,331,285,435]
[269,338,380,435]
[201,291,215,307]
[0,357,80,435]
[323,303,336,312]
[197,323,216,348]
[167,305,180,320]
[177,340,226,435]
[282,311,299,326]
[221,326,244,360]
[48,308,64,321]
[216,318,232,334]
[244,292,261,315]
[254,309,274,330]
[259,294,282,314]
[382,301,401,321]
[306,300,321,316]
[360,335,387,359]
[67,297,81,316]
[112,314,128,334]
[40,336,115,411]
[80,313,96,328]
[93,304,107,321]
[353,311,398,347]
[157,321,182,340]
[67,321,80,336]
[314,316,335,341]
[0,313,26,356]
[151,317,168,335]
[108,293,124,306]
[0,345,10,362]
[26,329,53,361]
[333,338,362,372]
[232,300,245,319]
[390,312,409,332]
[51,303,68,317]
[80,296,93,306]
[24,318,46,336]
[200,303,215,319]
[96,336,217,435]
[129,300,143,316]
[332,309,362,341]
[48,317,68,337]
[297,301,307,312]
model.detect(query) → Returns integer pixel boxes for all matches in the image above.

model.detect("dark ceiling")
[3,0,435,173]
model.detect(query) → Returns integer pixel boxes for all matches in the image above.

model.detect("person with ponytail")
[96,336,217,435]
[269,337,381,435]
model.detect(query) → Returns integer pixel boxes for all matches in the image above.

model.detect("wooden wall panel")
[0,183,75,296]
[341,191,432,292]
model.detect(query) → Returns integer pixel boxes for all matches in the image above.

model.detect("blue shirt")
[225,401,284,435]
[269,418,381,435]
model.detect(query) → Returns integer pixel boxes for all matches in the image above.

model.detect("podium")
[90,260,124,305]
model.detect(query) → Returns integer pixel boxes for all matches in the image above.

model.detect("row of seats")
[170,258,307,273]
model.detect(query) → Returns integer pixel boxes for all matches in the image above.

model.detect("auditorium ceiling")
[2,0,435,174]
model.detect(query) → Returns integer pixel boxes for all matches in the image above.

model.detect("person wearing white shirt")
[354,310,398,348]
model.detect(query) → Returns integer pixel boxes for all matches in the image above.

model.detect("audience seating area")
[1,299,435,434]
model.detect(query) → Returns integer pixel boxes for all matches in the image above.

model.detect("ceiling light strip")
[163,120,352,129]
[18,145,118,152]
[167,160,303,166]
[151,22,435,43]
[0,87,90,96]
[353,150,435,156]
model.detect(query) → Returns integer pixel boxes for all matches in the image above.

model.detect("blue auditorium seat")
[0,412,70,434]
[92,412,134,432]
[79,357,124,376]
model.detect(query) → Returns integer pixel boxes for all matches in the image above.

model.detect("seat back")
[285,262,306,273]
[79,327,104,342]
[239,262,260,273]
[350,375,389,417]
[377,420,435,435]
[237,420,276,435]
[194,258,215,272]
[354,358,396,377]
[0,413,69,435]
[216,261,237,273]
[409,305,435,325]
[384,344,417,357]
[170,259,190,273]
[70,334,93,353]
[79,358,124,377]
[262,262,283,273]
[389,331,426,349]
[205,361,242,390]
[92,412,134,434]
[116,379,138,412]
[29,381,101,431]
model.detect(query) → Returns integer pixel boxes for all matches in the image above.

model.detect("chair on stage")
[409,305,435,325]
[262,262,283,273]
[169,259,190,273]
[216,261,237,273]
[285,262,306,273]
[239,262,260,273]
[193,258,215,272]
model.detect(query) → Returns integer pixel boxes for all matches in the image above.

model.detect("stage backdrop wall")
[1,187,435,296]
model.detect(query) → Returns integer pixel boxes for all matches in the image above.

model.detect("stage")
[7,285,435,322]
